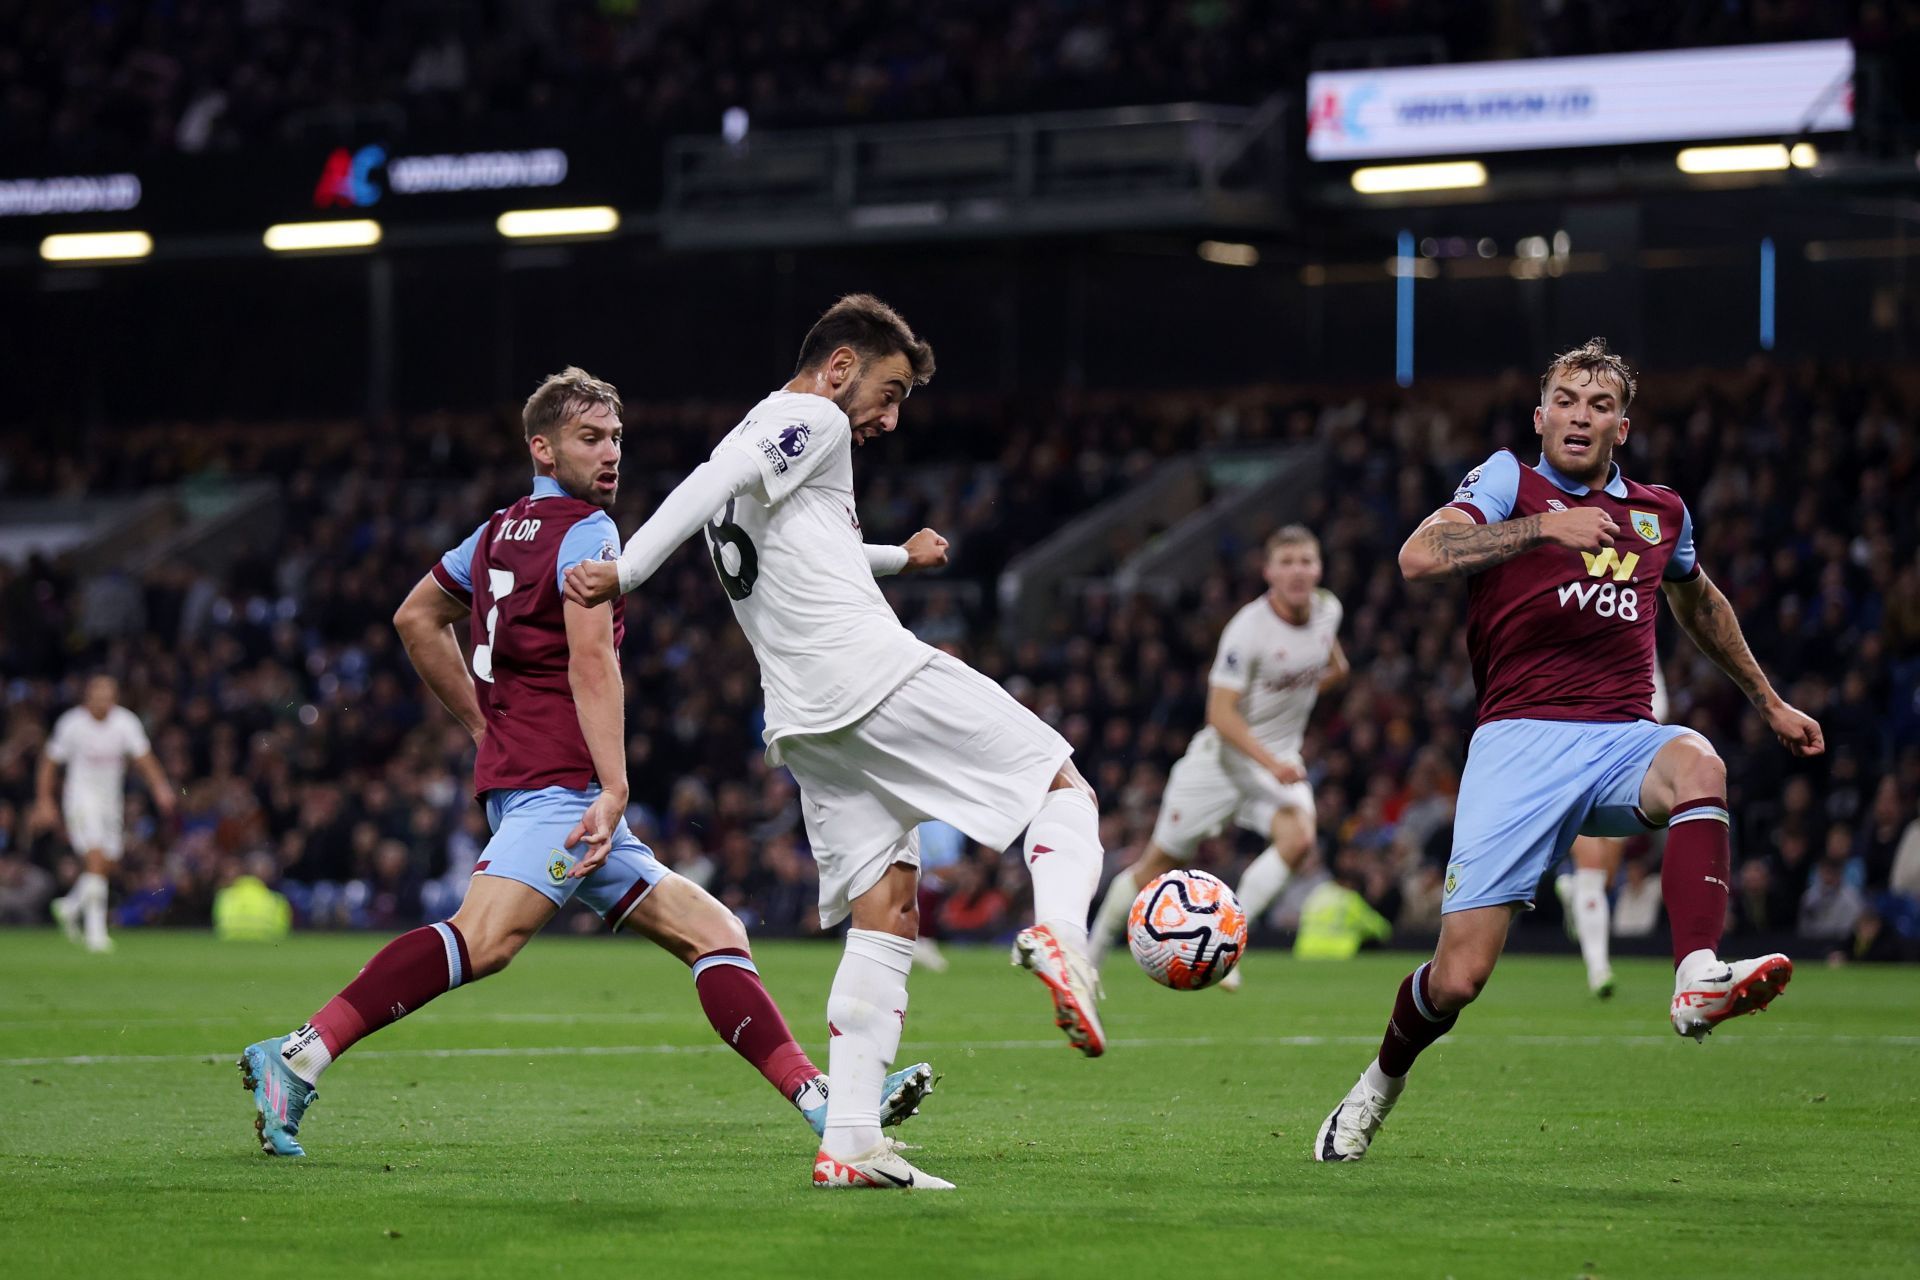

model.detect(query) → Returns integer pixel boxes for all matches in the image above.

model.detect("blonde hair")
[1266,524,1319,555]
[1540,337,1636,407]
[522,367,623,440]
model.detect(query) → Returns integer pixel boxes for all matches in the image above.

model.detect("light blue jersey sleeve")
[555,510,621,595]
[439,519,488,594]
[1444,449,1521,524]
[1664,500,1700,581]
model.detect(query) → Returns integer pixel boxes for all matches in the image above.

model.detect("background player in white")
[1089,526,1345,990]
[566,294,1109,1191]
[33,675,176,952]
[1555,659,1669,998]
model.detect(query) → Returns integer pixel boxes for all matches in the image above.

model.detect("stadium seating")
[1,359,1913,959]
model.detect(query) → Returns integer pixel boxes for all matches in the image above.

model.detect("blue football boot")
[797,1062,938,1139]
[238,1038,317,1157]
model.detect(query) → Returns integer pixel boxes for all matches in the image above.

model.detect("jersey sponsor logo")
[498,517,542,542]
[1629,509,1662,544]
[1557,576,1641,619]
[759,438,789,475]
[778,423,812,458]
[1579,547,1640,581]
[1546,498,1568,512]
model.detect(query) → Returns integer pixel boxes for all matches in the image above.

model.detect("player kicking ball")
[1316,338,1822,1163]
[239,368,932,1158]
[1088,526,1345,991]
[34,674,177,954]
[567,296,1110,1191]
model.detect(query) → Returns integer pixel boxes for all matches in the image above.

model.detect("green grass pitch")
[2,930,1915,1278]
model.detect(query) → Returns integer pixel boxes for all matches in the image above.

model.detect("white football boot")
[1011,924,1106,1057]
[1313,1073,1400,1162]
[812,1142,955,1190]
[1217,962,1243,993]
[1670,951,1792,1041]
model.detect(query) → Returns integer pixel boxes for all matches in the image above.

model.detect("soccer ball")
[1127,869,1248,990]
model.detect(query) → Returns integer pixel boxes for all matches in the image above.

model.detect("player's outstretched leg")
[1646,741,1792,1039]
[1315,906,1506,1162]
[240,919,474,1156]
[1012,773,1106,1055]
[238,878,545,1156]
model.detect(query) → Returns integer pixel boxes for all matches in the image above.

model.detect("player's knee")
[1050,763,1096,808]
[1678,744,1726,798]
[459,925,528,979]
[1428,956,1495,1011]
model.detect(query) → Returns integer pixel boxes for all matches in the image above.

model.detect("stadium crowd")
[3,0,1889,163]
[1,360,1916,962]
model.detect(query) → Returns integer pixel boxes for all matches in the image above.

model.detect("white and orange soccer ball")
[1127,868,1248,990]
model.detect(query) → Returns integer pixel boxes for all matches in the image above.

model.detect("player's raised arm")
[1662,570,1823,757]
[393,574,488,742]
[564,450,764,607]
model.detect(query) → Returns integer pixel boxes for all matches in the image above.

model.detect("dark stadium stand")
[2,360,1914,958]
[3,0,1882,162]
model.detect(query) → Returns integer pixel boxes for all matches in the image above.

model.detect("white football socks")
[1024,788,1102,951]
[1572,867,1611,987]
[1236,845,1294,923]
[280,1023,333,1085]
[822,928,914,1160]
[74,872,109,949]
[1087,867,1139,966]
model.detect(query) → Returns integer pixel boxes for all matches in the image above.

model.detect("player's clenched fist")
[902,528,950,573]
[564,559,621,608]
[1540,506,1618,551]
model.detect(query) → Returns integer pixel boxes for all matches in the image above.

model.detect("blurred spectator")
[0,852,54,924]
[213,852,293,941]
[1294,854,1392,960]
[936,854,1011,941]
[1800,855,1867,941]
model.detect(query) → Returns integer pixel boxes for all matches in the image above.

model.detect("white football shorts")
[1149,740,1313,860]
[777,651,1073,928]
[64,800,126,860]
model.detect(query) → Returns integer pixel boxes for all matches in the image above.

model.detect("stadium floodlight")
[1674,143,1813,174]
[39,231,153,262]
[1196,240,1259,267]
[496,207,621,239]
[263,219,383,252]
[1351,161,1488,195]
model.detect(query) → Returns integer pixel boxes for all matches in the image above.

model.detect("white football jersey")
[707,390,936,755]
[1192,588,1343,761]
[46,704,149,814]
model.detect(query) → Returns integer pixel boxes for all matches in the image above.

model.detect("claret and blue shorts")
[1442,718,1702,914]
[476,785,671,928]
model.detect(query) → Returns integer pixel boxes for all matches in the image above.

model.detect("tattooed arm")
[1397,505,1620,582]
[1663,571,1824,757]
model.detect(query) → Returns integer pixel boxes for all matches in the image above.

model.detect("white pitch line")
[3,1031,1916,1070]
[0,1011,683,1031]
